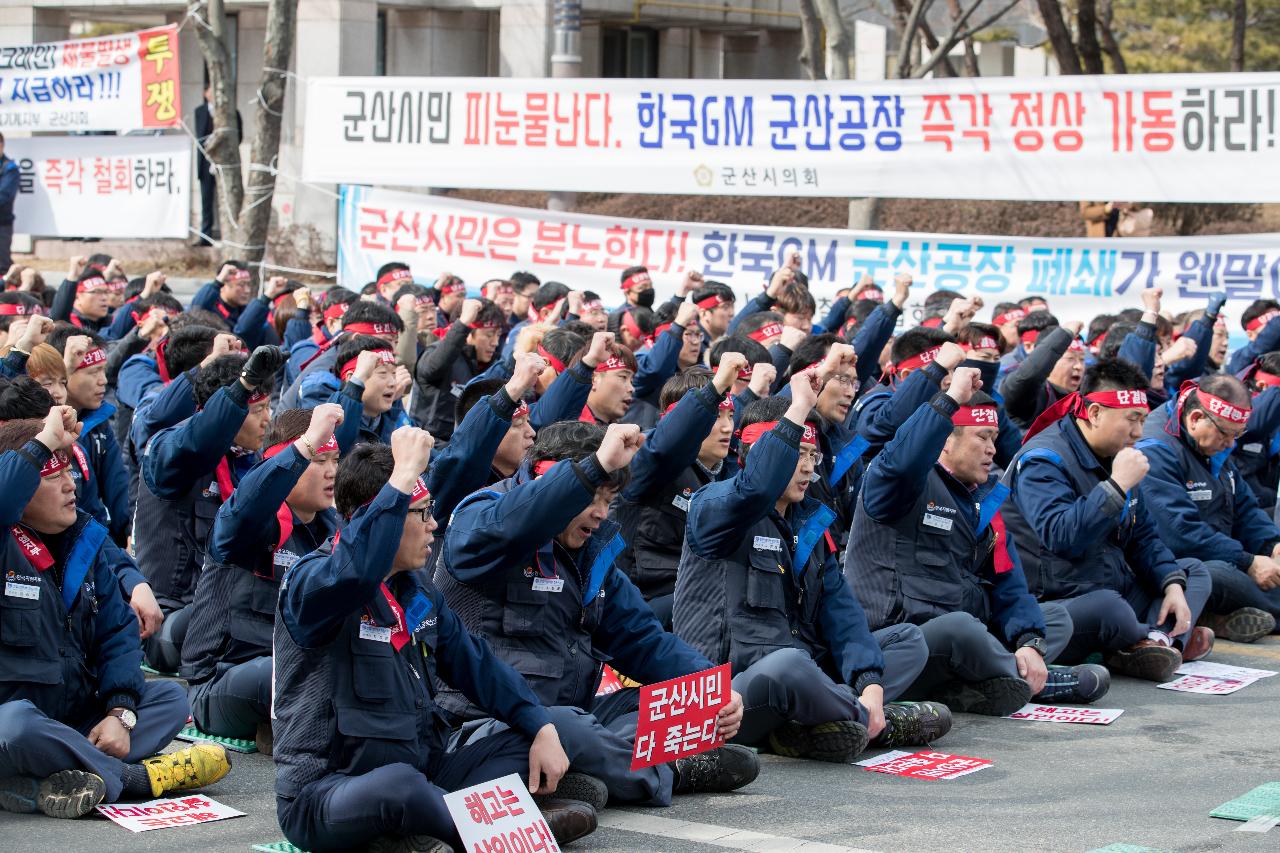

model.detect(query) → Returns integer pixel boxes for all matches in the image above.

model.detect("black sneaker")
[874,701,953,748]
[1106,639,1181,682]
[36,770,106,819]
[1201,608,1275,644]
[1035,664,1111,704]
[768,720,869,763]
[367,835,455,853]
[0,776,38,813]
[672,744,759,794]
[537,772,608,810]
[933,676,1032,717]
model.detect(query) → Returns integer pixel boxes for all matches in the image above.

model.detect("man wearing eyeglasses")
[1136,374,1280,644]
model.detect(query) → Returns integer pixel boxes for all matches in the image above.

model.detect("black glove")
[240,345,286,389]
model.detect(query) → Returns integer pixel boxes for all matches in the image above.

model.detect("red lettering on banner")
[463,90,615,150]
[358,206,389,250]
[1104,90,1176,153]
[138,26,181,127]
[390,210,420,253]
[488,218,521,261]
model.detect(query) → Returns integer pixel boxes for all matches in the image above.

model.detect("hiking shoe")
[768,720,869,763]
[1106,639,1181,682]
[874,701,953,748]
[539,798,598,846]
[1181,626,1214,662]
[933,676,1031,717]
[0,776,38,814]
[255,720,273,757]
[368,835,455,853]
[142,742,232,797]
[672,744,759,794]
[24,770,106,819]
[537,772,607,810]
[1035,664,1112,704]
[1200,608,1275,643]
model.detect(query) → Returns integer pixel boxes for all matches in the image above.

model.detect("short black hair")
[47,326,106,355]
[392,283,436,306]
[511,271,540,291]
[456,378,505,424]
[709,335,770,368]
[787,332,842,377]
[1256,350,1280,377]
[1116,308,1143,324]
[164,325,221,376]
[692,282,735,307]
[738,397,801,462]
[0,376,54,419]
[1087,314,1118,346]
[844,299,880,327]
[173,307,229,332]
[961,322,1009,355]
[376,261,410,282]
[540,327,586,369]
[1019,296,1049,310]
[262,408,315,449]
[659,366,714,411]
[1080,357,1149,395]
[532,282,571,312]
[470,299,505,329]
[922,289,963,319]
[559,321,595,341]
[341,300,404,333]
[1242,299,1280,332]
[891,327,955,364]
[1017,311,1059,340]
[620,265,648,285]
[0,292,44,332]
[528,421,630,492]
[610,306,655,337]
[737,311,784,339]
[332,334,393,378]
[193,353,248,407]
[1098,322,1136,361]
[335,442,396,518]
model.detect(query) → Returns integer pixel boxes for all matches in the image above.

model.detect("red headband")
[738,364,754,380]
[1068,337,1086,353]
[952,405,999,427]
[229,269,251,283]
[621,311,643,341]
[921,317,944,329]
[594,355,632,373]
[344,321,397,336]
[621,271,651,291]
[77,347,106,370]
[890,346,941,377]
[512,399,530,421]
[536,345,566,374]
[994,308,1026,326]
[532,459,557,477]
[859,287,884,303]
[263,434,339,459]
[248,390,270,406]
[1024,388,1150,442]
[1252,370,1280,392]
[40,450,71,478]
[581,299,604,311]
[737,420,818,446]
[1019,329,1040,346]
[410,476,431,504]
[0,302,40,316]
[323,301,350,323]
[468,319,503,330]
[438,279,466,295]
[76,276,108,294]
[1177,381,1249,425]
[696,293,730,310]
[377,268,413,289]
[960,336,1000,352]
[339,348,395,379]
[747,322,783,343]
[662,393,734,418]
[415,295,435,309]
[1247,310,1280,332]
[106,278,126,291]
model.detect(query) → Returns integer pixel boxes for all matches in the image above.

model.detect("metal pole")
[548,0,581,211]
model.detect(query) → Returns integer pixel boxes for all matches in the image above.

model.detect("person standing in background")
[193,85,242,247]
[0,134,20,271]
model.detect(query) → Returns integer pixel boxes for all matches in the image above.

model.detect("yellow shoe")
[142,743,232,797]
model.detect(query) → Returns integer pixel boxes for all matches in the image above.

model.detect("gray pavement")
[2,637,1279,852]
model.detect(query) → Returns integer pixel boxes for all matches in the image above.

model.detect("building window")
[376,10,387,76]
[602,26,658,78]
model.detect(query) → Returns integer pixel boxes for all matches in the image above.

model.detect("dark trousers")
[1056,558,1214,662]
[0,223,12,271]
[277,728,532,853]
[0,681,189,801]
[189,655,272,739]
[901,603,1073,699]
[1205,559,1280,623]
[461,686,671,807]
[143,604,192,674]
[198,174,217,242]
[731,623,928,747]
[645,593,674,632]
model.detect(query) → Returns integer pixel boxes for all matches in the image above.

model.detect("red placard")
[631,663,729,771]
[862,750,992,781]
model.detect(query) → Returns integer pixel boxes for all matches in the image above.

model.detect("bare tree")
[945,0,981,76]
[191,0,297,275]
[913,0,1021,79]
[895,0,933,78]
[1076,0,1106,73]
[1097,0,1127,73]
[813,0,853,79]
[1231,0,1248,72]
[1035,0,1083,74]
[797,0,827,80]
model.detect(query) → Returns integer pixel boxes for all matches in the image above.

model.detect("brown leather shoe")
[1106,639,1181,682]
[539,798,598,846]
[1180,626,1215,662]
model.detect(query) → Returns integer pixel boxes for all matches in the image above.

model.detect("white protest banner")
[1006,704,1124,725]
[1157,674,1258,695]
[856,750,993,780]
[5,135,190,238]
[1175,660,1278,681]
[0,26,181,132]
[444,772,561,853]
[96,795,244,832]
[337,185,1280,333]
[304,73,1280,202]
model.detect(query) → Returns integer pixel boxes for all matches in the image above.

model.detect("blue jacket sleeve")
[819,296,850,334]
[1164,317,1213,393]
[862,392,957,524]
[982,533,1047,645]
[283,316,312,350]
[442,456,610,583]
[232,296,271,350]
[1011,453,1132,561]
[92,426,131,546]
[686,419,802,559]
[0,440,47,526]
[92,535,147,710]
[0,348,26,379]
[1241,387,1280,448]
[104,304,137,342]
[330,380,366,455]
[1137,439,1254,568]
[768,344,791,389]
[631,325,684,400]
[0,160,19,207]
[529,361,592,432]
[851,303,901,387]
[189,282,220,313]
[208,444,310,566]
[1229,315,1280,375]
[622,382,722,502]
[592,568,713,683]
[117,354,162,410]
[857,363,947,453]
[1117,321,1157,380]
[298,370,342,410]
[279,483,411,648]
[427,390,518,525]
[727,292,774,335]
[142,381,249,498]
[129,370,195,459]
[51,278,76,323]
[817,551,885,688]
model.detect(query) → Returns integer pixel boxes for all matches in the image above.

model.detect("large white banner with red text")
[307,73,1280,202]
[337,185,1280,333]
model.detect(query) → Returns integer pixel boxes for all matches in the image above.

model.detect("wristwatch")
[1018,636,1048,657]
[108,708,137,731]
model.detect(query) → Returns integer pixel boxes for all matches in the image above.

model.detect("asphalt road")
[3,637,1278,852]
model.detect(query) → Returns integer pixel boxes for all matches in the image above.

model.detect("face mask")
[634,289,656,308]
[962,358,1000,395]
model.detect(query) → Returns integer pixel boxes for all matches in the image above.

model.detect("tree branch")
[895,0,933,78]
[914,0,1015,79]
[796,0,826,80]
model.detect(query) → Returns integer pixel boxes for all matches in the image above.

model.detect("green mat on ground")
[1086,845,1179,853]
[1210,781,1280,821]
[174,725,258,753]
[251,843,308,853]
[140,663,178,677]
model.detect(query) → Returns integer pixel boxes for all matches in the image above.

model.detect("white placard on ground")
[1175,661,1277,681]
[1157,674,1258,695]
[1006,704,1124,725]
[443,772,560,852]
[96,796,244,832]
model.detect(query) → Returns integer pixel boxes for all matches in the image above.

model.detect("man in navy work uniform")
[273,426,596,853]
[677,371,948,764]
[437,420,756,810]
[1137,374,1280,642]
[849,369,1109,718]
[181,404,345,751]
[0,407,230,820]
[1004,358,1215,684]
